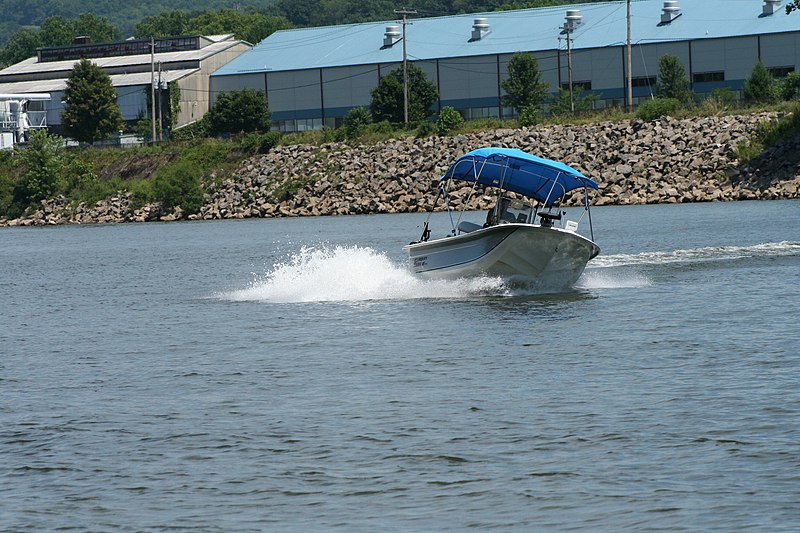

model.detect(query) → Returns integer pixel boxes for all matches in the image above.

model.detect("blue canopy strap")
[442,147,599,207]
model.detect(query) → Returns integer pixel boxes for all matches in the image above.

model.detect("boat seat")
[457,221,482,234]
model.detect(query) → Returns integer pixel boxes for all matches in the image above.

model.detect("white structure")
[0,34,250,136]
[0,93,50,148]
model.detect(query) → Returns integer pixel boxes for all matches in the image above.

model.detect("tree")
[61,59,124,144]
[777,71,800,101]
[787,1,799,14]
[656,54,693,103]
[187,9,291,44]
[549,86,596,116]
[0,13,118,67]
[435,106,464,135]
[0,28,40,66]
[501,52,549,114]
[39,14,118,48]
[135,10,192,38]
[207,89,271,135]
[14,130,67,206]
[343,107,371,139]
[370,64,438,123]
[743,62,777,104]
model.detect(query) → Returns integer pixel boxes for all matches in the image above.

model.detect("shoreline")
[2,112,799,227]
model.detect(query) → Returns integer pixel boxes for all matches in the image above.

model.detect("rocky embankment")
[3,112,799,226]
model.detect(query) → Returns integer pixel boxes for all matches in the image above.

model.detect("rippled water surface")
[2,200,799,531]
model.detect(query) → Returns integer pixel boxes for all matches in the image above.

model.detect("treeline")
[0,0,603,67]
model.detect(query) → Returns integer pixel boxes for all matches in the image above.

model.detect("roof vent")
[383,26,401,47]
[762,0,783,16]
[564,9,583,31]
[471,18,490,41]
[661,1,681,24]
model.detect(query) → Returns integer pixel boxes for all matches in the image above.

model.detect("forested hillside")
[0,1,275,43]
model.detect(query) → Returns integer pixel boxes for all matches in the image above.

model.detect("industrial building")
[0,34,250,143]
[210,0,800,132]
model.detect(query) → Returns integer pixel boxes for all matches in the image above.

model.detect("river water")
[2,200,799,531]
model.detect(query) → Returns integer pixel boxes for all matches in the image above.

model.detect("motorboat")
[404,147,600,290]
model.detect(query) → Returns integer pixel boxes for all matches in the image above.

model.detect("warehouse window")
[631,76,656,88]
[464,107,500,120]
[560,81,592,91]
[768,66,795,79]
[693,71,725,83]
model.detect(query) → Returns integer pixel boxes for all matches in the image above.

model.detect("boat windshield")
[491,197,532,224]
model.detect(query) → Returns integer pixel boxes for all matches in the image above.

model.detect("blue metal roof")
[445,148,598,206]
[212,0,800,76]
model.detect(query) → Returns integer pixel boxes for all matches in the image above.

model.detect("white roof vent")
[661,1,682,24]
[564,9,583,30]
[383,25,401,47]
[762,1,783,16]
[471,18,490,41]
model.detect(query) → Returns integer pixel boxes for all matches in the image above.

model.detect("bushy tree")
[151,159,204,214]
[636,98,682,120]
[136,9,291,44]
[656,54,693,104]
[135,10,192,38]
[14,130,67,206]
[549,86,596,116]
[370,64,438,123]
[61,58,123,144]
[39,14,118,47]
[787,1,800,14]
[435,106,464,135]
[0,28,40,66]
[187,10,291,44]
[0,13,117,66]
[501,52,549,114]
[744,62,777,104]
[343,107,371,139]
[777,71,800,101]
[518,103,541,127]
[207,89,271,135]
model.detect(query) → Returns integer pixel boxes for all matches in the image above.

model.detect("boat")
[404,147,600,290]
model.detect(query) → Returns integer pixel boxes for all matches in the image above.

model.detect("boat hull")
[404,224,600,290]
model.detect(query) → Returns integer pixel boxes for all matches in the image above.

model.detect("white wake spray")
[222,245,509,303]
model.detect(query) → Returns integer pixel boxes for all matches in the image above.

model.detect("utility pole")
[395,9,417,124]
[560,27,575,113]
[627,0,633,113]
[150,37,157,143]
[157,61,163,143]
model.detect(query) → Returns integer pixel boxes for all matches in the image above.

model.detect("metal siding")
[267,70,321,115]
[585,47,622,90]
[438,56,497,101]
[759,33,799,69]
[691,37,758,81]
[210,72,264,99]
[320,65,378,110]
[633,42,690,77]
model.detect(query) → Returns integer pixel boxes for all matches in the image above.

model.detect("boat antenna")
[416,182,444,242]
[584,185,595,241]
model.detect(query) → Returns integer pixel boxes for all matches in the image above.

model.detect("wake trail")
[589,241,800,269]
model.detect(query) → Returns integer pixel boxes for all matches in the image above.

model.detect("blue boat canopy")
[443,148,599,207]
